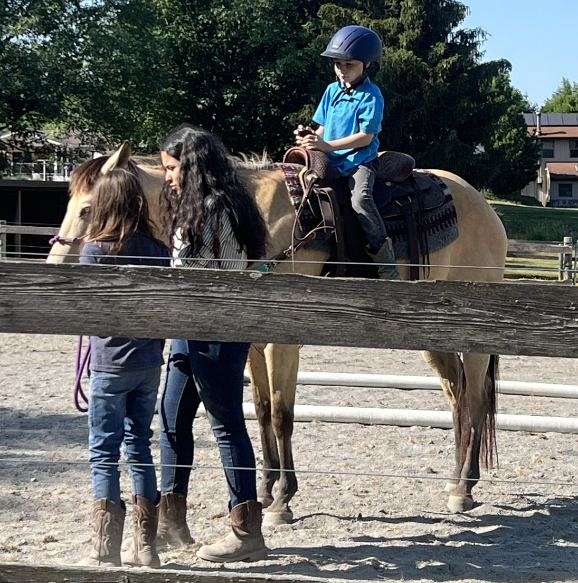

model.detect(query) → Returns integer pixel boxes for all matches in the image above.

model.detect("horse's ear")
[100,142,131,174]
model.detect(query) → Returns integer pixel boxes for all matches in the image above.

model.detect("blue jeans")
[88,367,160,505]
[159,339,256,508]
[349,161,387,253]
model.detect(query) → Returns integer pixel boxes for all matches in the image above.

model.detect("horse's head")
[46,143,166,264]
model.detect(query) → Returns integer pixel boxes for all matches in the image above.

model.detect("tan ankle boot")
[196,500,268,563]
[86,499,125,567]
[122,496,160,568]
[157,492,194,547]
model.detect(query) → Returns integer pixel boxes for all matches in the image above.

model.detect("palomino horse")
[47,142,507,524]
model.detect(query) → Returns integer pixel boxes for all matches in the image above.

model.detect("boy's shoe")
[122,495,160,568]
[157,492,194,547]
[86,499,125,567]
[196,500,268,563]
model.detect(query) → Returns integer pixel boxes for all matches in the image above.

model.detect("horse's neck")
[243,167,296,258]
[139,165,168,244]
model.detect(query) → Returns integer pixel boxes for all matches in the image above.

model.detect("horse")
[47,141,507,524]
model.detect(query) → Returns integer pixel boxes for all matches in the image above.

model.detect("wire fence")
[1,249,576,275]
[0,456,575,490]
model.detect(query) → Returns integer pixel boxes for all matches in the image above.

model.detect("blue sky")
[462,0,576,106]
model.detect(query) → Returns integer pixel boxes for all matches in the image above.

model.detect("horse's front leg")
[247,344,279,509]
[447,352,498,513]
[262,342,299,525]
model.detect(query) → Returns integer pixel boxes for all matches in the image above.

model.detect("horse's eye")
[80,206,91,219]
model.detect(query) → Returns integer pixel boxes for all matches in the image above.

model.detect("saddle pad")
[378,171,459,260]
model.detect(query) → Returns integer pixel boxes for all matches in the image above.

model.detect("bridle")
[49,235,84,246]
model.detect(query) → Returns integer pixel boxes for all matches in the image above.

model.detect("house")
[522,113,578,207]
[0,130,100,181]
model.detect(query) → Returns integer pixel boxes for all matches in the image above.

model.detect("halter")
[49,235,84,246]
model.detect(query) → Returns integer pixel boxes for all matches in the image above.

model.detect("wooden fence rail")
[0,261,576,357]
[0,562,329,583]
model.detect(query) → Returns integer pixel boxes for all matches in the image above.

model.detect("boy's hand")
[300,133,333,152]
[294,124,314,144]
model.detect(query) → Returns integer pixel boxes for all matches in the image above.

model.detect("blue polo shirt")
[312,78,384,176]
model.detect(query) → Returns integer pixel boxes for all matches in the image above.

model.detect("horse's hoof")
[263,510,294,526]
[447,494,475,513]
[443,480,458,493]
[259,495,274,509]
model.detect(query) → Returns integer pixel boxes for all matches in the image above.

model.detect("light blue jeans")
[88,367,161,504]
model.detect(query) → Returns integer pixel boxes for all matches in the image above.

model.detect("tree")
[0,0,82,131]
[542,78,578,113]
[0,0,540,195]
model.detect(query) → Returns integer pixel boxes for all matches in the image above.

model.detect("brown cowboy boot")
[196,500,268,563]
[122,496,160,568]
[86,499,125,567]
[157,492,194,547]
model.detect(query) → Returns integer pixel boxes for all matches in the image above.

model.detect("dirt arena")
[0,334,576,582]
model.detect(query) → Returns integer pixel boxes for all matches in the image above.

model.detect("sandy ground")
[0,334,577,582]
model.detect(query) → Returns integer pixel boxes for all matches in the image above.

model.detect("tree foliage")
[0,0,539,194]
[542,78,578,113]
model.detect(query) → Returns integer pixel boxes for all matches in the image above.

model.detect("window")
[541,140,555,158]
[570,139,578,158]
[558,183,573,198]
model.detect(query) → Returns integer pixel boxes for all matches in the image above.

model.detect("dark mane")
[69,157,140,197]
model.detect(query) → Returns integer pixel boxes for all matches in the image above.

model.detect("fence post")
[0,220,6,260]
[561,236,573,283]
[574,238,578,286]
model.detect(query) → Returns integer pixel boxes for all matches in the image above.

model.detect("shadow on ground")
[165,496,578,582]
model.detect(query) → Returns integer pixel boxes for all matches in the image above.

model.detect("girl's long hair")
[85,168,156,254]
[161,124,268,260]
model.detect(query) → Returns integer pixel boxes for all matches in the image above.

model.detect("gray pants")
[348,161,387,253]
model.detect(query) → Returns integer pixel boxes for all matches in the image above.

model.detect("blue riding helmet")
[321,25,383,64]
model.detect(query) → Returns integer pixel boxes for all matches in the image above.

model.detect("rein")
[73,336,91,413]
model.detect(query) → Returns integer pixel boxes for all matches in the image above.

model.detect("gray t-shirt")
[79,233,169,373]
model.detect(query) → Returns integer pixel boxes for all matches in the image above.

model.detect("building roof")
[525,112,578,138]
[524,112,578,126]
[529,126,578,139]
[546,162,578,179]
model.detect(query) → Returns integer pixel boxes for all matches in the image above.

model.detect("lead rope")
[73,336,91,413]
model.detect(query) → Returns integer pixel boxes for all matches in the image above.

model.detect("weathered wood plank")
[0,262,576,357]
[0,562,340,583]
[507,239,573,255]
[0,225,59,236]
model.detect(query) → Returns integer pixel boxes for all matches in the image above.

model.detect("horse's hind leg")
[262,342,299,525]
[447,353,498,513]
[247,344,279,509]
[421,351,465,493]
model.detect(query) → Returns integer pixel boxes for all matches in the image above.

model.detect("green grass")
[490,200,578,241]
[505,256,559,281]
[486,199,577,280]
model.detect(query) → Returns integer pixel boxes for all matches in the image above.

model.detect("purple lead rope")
[74,336,91,413]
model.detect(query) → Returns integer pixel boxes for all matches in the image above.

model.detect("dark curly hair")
[160,124,268,261]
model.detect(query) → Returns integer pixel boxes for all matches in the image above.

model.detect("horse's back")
[422,170,507,283]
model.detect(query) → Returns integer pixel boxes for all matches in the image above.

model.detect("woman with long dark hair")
[158,124,269,563]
